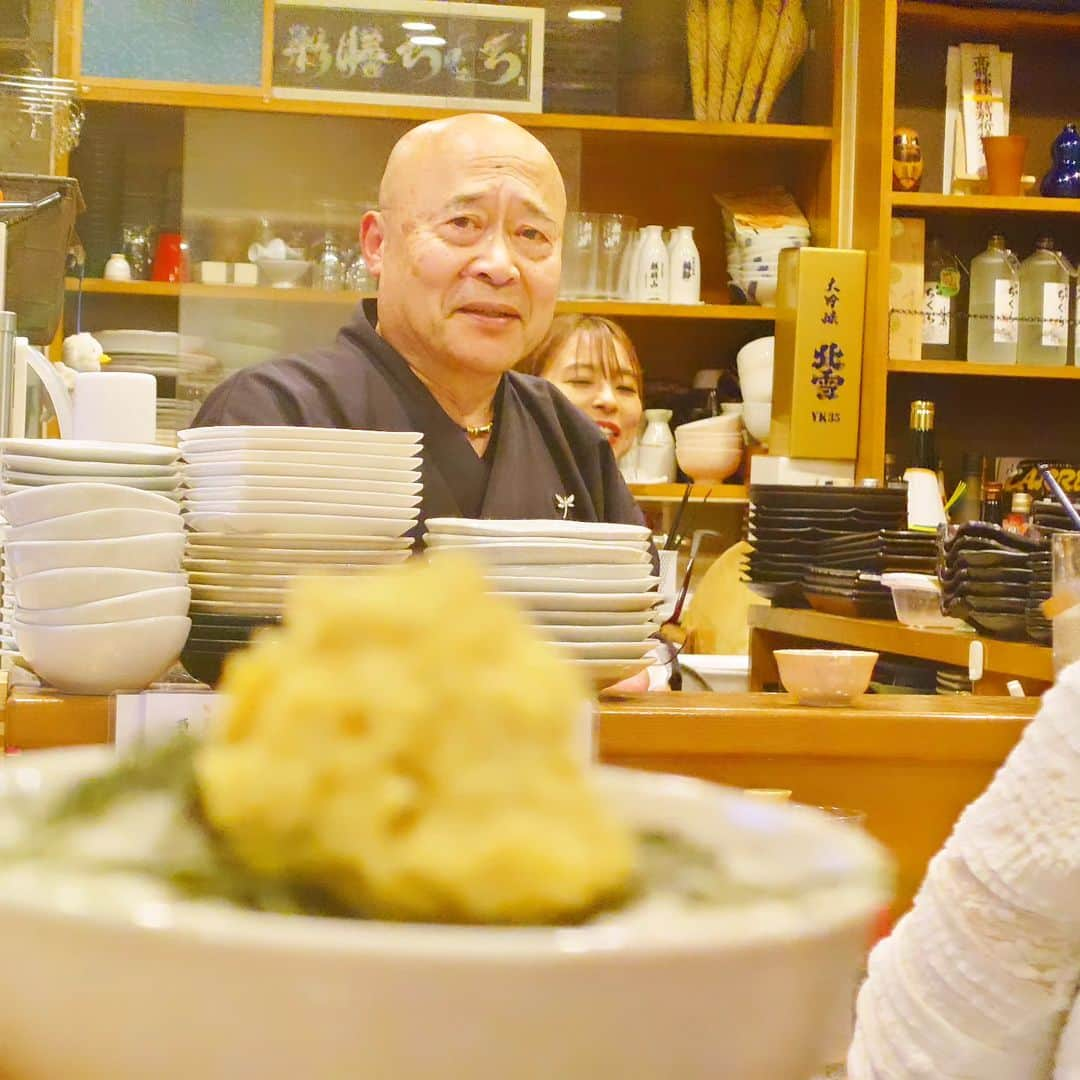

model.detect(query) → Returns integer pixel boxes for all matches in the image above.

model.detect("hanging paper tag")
[1042,282,1069,348]
[993,278,1018,343]
[922,285,951,345]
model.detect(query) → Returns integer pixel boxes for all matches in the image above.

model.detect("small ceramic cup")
[982,135,1029,197]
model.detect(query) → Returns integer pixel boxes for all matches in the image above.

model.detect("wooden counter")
[597,691,1037,917]
[747,607,1054,695]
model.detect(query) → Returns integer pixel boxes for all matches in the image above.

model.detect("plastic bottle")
[967,234,1019,364]
[1017,238,1070,366]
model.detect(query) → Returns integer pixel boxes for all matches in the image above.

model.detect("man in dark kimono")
[194,112,644,534]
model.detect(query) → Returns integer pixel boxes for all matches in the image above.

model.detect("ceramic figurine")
[892,127,924,192]
[1040,123,1080,198]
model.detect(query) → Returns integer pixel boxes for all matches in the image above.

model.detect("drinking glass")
[559,212,599,299]
[1053,532,1080,673]
[596,213,636,299]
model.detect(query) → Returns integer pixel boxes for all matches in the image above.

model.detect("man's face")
[364,130,564,379]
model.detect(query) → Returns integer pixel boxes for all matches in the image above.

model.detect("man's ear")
[360,210,386,279]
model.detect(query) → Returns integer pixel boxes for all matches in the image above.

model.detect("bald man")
[194,113,645,532]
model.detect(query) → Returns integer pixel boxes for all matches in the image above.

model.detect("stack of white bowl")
[1,481,189,693]
[423,518,661,686]
[673,412,744,484]
[736,336,775,445]
[178,425,421,619]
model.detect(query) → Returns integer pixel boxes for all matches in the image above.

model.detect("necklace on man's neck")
[464,420,494,438]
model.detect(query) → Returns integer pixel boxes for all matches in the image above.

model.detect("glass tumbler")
[1053,532,1080,673]
[559,212,600,299]
[596,213,636,299]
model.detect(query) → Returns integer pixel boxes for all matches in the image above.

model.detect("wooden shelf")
[891,192,1080,216]
[65,280,777,321]
[889,359,1080,380]
[748,606,1054,684]
[629,483,748,504]
[900,0,1080,36]
[76,81,833,144]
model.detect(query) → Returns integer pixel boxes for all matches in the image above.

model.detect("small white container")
[637,408,676,482]
[880,573,968,630]
[637,225,669,303]
[668,226,701,305]
[103,253,132,282]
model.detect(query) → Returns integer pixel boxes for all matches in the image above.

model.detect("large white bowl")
[0,483,180,526]
[774,649,879,707]
[743,401,773,443]
[14,567,187,610]
[736,336,775,403]
[5,533,186,578]
[12,615,190,693]
[254,258,311,288]
[675,442,743,483]
[0,751,890,1079]
[5,508,184,543]
[16,586,191,627]
[674,414,743,436]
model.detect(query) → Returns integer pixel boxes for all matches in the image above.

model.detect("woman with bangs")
[521,315,645,463]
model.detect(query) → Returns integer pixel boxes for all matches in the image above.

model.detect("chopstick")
[1037,464,1080,619]
[1037,463,1080,531]
[664,484,693,551]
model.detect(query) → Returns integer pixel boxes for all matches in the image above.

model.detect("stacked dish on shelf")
[422,518,661,687]
[0,471,188,693]
[94,331,223,446]
[673,412,744,483]
[735,336,775,445]
[939,523,1047,640]
[177,425,421,684]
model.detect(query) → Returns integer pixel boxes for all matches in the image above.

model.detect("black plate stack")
[745,485,910,610]
[180,612,282,686]
[936,666,973,695]
[939,523,1048,640]
[1033,496,1080,536]
[1027,549,1053,644]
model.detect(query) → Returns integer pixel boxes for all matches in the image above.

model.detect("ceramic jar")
[103,253,132,282]
[636,225,669,302]
[1041,124,1080,198]
[668,226,701,304]
[637,408,676,483]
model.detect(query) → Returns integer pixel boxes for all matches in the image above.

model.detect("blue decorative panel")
[81,0,264,86]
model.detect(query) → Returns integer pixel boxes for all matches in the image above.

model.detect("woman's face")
[544,334,643,460]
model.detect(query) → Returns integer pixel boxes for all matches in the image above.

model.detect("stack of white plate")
[178,425,422,617]
[423,518,662,685]
[94,331,223,446]
[0,482,190,693]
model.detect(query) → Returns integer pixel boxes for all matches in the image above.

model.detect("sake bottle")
[1017,238,1070,366]
[967,234,1018,365]
[668,226,701,304]
[637,225,669,302]
[922,236,963,360]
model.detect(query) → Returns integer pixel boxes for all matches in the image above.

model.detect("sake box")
[888,217,925,361]
[769,247,867,461]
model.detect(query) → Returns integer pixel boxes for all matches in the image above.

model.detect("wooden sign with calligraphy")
[272,0,544,112]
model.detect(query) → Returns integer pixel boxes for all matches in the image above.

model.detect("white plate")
[550,640,657,660]
[424,518,651,542]
[533,623,658,643]
[179,427,422,447]
[3,473,182,492]
[183,477,422,498]
[184,512,415,538]
[528,608,663,626]
[93,330,181,355]
[502,591,664,612]
[187,533,412,551]
[184,497,422,515]
[422,541,650,566]
[424,534,649,553]
[575,657,654,683]
[489,576,658,594]
[1,483,181,526]
[4,508,184,543]
[181,449,421,469]
[180,437,422,458]
[0,439,178,465]
[482,563,657,581]
[191,584,289,602]
[3,455,180,478]
[184,554,411,575]
[183,461,420,483]
[187,568,388,588]
[190,598,284,616]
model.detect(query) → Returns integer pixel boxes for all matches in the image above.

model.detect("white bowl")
[5,533,186,578]
[14,567,188,610]
[254,259,311,289]
[719,403,744,417]
[16,586,191,627]
[674,433,744,447]
[0,751,890,1079]
[12,615,191,693]
[736,336,775,402]
[674,414,743,436]
[5,508,184,543]
[0,483,180,526]
[678,655,751,693]
[675,442,743,484]
[743,401,772,443]
[774,649,879,707]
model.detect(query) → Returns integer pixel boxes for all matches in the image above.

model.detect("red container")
[152,232,188,282]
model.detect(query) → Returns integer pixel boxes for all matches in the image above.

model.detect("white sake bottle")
[967,234,1019,364]
[637,225,669,302]
[668,225,701,304]
[637,408,676,482]
[1017,238,1070,366]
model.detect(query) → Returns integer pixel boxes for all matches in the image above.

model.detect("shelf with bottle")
[892,192,1080,216]
[889,359,1080,380]
[63,278,778,321]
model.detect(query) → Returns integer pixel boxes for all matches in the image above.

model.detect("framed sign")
[272,0,544,113]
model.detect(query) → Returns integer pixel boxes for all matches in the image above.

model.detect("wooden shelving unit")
[889,359,1080,380]
[628,483,748,504]
[899,0,1080,37]
[891,192,1080,216]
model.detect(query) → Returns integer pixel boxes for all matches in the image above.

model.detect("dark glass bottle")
[982,481,1004,526]
[909,400,937,471]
